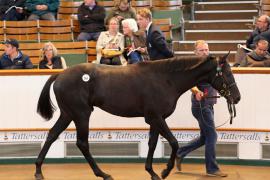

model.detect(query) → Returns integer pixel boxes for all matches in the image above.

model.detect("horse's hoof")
[34,173,44,180]
[161,169,170,179]
[151,175,162,180]
[104,175,114,180]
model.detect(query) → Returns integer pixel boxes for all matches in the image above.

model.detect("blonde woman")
[39,42,67,69]
[96,17,126,65]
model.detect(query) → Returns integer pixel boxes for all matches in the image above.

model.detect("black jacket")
[77,3,106,33]
[39,56,63,69]
[246,27,270,52]
[146,23,173,60]
[0,0,26,19]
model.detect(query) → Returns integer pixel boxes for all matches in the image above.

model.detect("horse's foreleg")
[35,114,71,180]
[74,115,113,180]
[155,119,179,179]
[145,125,161,180]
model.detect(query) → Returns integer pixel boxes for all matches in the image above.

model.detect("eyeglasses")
[45,49,53,52]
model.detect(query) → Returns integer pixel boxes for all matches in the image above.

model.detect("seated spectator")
[96,17,126,65]
[122,18,149,64]
[0,0,26,21]
[234,15,270,67]
[25,0,59,21]
[39,42,67,69]
[105,0,136,30]
[240,39,270,67]
[0,39,33,69]
[77,0,106,41]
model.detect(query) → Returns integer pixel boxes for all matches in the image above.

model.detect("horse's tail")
[37,74,59,121]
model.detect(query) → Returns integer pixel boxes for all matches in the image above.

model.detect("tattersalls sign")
[0,130,269,143]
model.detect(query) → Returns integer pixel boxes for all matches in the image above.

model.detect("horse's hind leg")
[35,113,72,180]
[73,111,113,180]
[145,125,161,180]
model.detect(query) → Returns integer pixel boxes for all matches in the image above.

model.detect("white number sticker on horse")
[82,74,90,82]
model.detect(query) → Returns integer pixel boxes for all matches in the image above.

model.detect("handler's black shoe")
[207,170,228,177]
[175,156,183,171]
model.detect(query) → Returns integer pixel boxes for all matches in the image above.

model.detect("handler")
[175,40,227,177]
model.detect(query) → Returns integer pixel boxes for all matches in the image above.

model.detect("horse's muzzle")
[234,95,241,104]
[226,94,240,105]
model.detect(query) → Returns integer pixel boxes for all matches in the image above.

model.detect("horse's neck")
[170,59,217,94]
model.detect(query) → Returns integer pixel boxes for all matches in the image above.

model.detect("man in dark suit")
[137,8,173,61]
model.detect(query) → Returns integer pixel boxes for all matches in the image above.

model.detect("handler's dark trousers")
[177,105,220,174]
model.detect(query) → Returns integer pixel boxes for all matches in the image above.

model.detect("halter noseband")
[213,64,236,99]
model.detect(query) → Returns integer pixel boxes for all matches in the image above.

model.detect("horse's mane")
[139,56,209,72]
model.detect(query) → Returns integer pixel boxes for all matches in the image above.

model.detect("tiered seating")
[151,0,183,29]
[152,18,173,42]
[0,20,76,42]
[131,0,151,11]
[39,20,74,41]
[57,1,83,20]
[0,21,4,41]
[174,0,259,63]
[0,0,182,67]
[4,21,39,42]
[97,0,114,11]
[260,0,270,15]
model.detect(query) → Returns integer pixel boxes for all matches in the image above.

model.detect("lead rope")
[198,96,234,129]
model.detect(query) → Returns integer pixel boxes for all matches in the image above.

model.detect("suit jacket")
[146,23,173,60]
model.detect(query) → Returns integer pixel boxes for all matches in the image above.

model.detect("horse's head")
[208,52,241,124]
[210,52,241,105]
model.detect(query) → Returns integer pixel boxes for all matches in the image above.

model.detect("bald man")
[234,15,270,66]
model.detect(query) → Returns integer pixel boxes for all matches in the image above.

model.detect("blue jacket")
[0,51,33,69]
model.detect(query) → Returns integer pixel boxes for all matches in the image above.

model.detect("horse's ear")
[220,51,230,64]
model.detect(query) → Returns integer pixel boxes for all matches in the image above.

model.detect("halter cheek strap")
[212,63,237,125]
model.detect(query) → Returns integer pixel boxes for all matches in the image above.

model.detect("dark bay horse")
[35,55,241,180]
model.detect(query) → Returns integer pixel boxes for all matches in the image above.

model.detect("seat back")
[57,1,83,20]
[0,21,4,41]
[4,21,39,42]
[153,18,173,42]
[152,0,183,29]
[131,0,151,12]
[97,0,114,11]
[39,20,74,42]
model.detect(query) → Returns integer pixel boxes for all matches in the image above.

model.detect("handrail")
[0,69,62,76]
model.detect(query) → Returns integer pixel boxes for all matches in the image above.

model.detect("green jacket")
[105,7,136,25]
[26,0,59,16]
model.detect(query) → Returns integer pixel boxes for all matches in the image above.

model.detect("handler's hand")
[195,91,204,101]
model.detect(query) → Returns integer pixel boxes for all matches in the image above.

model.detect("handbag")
[101,48,123,58]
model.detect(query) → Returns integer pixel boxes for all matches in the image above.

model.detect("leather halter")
[211,63,237,124]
